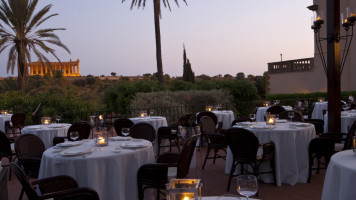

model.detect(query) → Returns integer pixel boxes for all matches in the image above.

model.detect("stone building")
[27,59,80,77]
[267,0,356,94]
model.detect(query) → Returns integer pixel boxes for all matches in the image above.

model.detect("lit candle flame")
[317,17,322,21]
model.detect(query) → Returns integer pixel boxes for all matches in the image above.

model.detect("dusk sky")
[0,0,314,77]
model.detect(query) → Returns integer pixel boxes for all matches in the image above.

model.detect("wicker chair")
[307,137,334,183]
[10,162,100,200]
[196,111,224,147]
[266,106,286,115]
[304,119,324,135]
[231,116,252,127]
[200,116,226,169]
[129,123,156,143]
[5,112,26,143]
[225,128,276,191]
[278,110,304,122]
[113,118,134,136]
[53,121,91,146]
[157,126,180,156]
[0,131,16,180]
[137,135,198,200]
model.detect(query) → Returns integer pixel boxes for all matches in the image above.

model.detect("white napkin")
[61,147,94,156]
[250,124,270,129]
[109,136,132,141]
[124,139,150,147]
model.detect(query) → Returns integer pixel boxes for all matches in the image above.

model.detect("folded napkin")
[123,139,150,148]
[61,147,94,156]
[109,136,132,141]
[250,124,270,129]
[290,122,309,127]
[56,141,83,147]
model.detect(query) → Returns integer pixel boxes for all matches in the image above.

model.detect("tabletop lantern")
[95,130,108,146]
[139,110,147,117]
[263,101,270,107]
[265,114,276,125]
[318,97,325,102]
[1,110,8,115]
[205,106,213,112]
[41,117,51,125]
[167,179,202,200]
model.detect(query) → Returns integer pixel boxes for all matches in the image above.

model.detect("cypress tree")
[183,45,195,82]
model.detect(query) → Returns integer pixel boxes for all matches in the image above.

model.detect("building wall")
[268,0,356,94]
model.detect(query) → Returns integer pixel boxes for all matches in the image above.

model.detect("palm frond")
[6,45,16,74]
[26,4,51,34]
[25,0,38,26]
[26,13,58,33]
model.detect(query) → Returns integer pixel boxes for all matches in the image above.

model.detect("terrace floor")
[5,147,324,200]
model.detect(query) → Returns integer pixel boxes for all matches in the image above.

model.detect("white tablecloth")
[226,122,316,186]
[324,111,356,133]
[22,123,71,149]
[322,150,356,200]
[311,102,328,120]
[130,116,168,155]
[38,139,155,200]
[212,110,235,129]
[0,114,12,132]
[256,106,293,122]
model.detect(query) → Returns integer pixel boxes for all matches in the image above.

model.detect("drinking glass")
[122,128,130,141]
[288,112,295,122]
[249,114,256,122]
[56,115,61,123]
[236,175,258,200]
[70,131,79,141]
[150,109,154,116]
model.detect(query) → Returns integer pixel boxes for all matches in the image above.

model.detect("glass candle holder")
[205,106,213,112]
[263,101,270,107]
[41,117,51,125]
[318,97,325,102]
[265,114,276,125]
[167,179,202,200]
[95,130,108,146]
[1,110,8,115]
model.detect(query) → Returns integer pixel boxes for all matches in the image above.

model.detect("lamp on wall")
[311,6,356,76]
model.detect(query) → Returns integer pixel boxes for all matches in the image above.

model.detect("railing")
[61,104,236,127]
[268,58,314,74]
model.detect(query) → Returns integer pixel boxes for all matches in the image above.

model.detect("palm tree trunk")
[16,43,26,91]
[153,0,164,84]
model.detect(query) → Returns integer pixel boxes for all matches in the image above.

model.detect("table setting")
[255,105,292,122]
[38,137,155,200]
[324,110,356,133]
[228,120,316,186]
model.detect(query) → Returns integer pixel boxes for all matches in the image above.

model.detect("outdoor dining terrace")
[1,98,355,200]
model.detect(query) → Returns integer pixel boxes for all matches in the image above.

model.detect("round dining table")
[311,102,328,120]
[212,110,235,129]
[22,123,71,149]
[323,110,356,133]
[38,139,155,200]
[0,114,12,133]
[130,116,168,155]
[255,106,293,122]
[227,121,316,186]
[322,150,356,200]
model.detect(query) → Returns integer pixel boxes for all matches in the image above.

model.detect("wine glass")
[122,128,130,142]
[288,112,295,122]
[149,109,154,117]
[236,175,258,200]
[249,113,256,122]
[70,131,79,141]
[56,115,61,123]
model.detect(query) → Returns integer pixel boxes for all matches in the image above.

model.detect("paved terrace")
[5,147,324,200]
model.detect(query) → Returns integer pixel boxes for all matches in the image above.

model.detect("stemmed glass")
[149,109,154,117]
[70,131,79,141]
[288,112,295,122]
[122,128,130,143]
[249,114,256,122]
[236,175,258,200]
[56,115,61,123]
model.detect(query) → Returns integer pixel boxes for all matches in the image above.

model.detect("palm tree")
[0,0,70,91]
[122,0,187,84]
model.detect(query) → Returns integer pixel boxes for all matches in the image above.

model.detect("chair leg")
[19,187,24,200]
[202,147,211,169]
[227,161,238,191]
[157,138,161,156]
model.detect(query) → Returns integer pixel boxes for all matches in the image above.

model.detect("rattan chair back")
[15,134,45,179]
[344,120,356,150]
[130,123,156,142]
[67,121,91,141]
[196,111,218,126]
[176,135,198,178]
[278,110,304,122]
[114,118,134,136]
[266,106,286,115]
